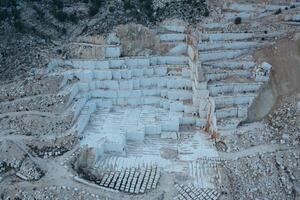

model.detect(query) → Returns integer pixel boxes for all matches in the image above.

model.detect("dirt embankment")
[247,33,300,121]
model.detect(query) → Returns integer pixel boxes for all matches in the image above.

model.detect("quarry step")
[159,33,187,42]
[208,81,263,97]
[162,42,188,56]
[65,77,193,96]
[61,72,193,88]
[284,14,300,21]
[74,90,194,108]
[223,12,271,21]
[200,50,249,62]
[205,69,253,82]
[215,105,248,119]
[201,31,285,42]
[202,61,256,70]
[224,3,300,13]
[198,41,267,51]
[201,22,231,30]
[48,56,189,71]
[158,25,186,33]
[213,94,256,109]
[59,66,192,83]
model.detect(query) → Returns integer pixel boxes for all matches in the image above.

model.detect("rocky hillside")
[0,0,208,82]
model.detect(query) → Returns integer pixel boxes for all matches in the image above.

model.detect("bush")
[0,0,17,7]
[203,8,209,17]
[14,20,27,33]
[32,5,45,18]
[88,0,103,16]
[52,10,68,22]
[234,17,242,25]
[61,27,66,34]
[0,9,9,21]
[123,0,132,10]
[52,0,63,10]
[88,6,98,16]
[274,8,281,15]
[108,6,115,13]
[11,7,21,19]
[68,12,78,24]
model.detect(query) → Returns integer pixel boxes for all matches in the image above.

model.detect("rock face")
[115,24,160,56]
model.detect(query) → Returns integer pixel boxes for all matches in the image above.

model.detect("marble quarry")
[1,1,300,199]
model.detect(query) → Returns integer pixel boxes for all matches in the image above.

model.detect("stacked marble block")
[97,165,160,194]
[174,184,220,200]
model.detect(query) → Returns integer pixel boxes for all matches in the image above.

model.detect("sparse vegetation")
[14,20,28,33]
[108,6,115,13]
[274,8,281,15]
[0,9,9,21]
[88,0,104,16]
[234,17,242,25]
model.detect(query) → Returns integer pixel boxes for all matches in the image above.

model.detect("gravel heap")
[266,96,300,146]
[17,157,44,181]
[0,140,43,181]
[221,123,274,152]
[224,149,300,199]
[11,186,105,200]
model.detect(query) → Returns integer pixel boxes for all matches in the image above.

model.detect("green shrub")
[11,7,20,19]
[88,6,98,16]
[0,9,9,21]
[0,0,17,7]
[234,17,242,25]
[123,0,132,10]
[203,8,209,17]
[108,6,115,13]
[274,8,281,15]
[32,4,45,18]
[52,0,63,10]
[68,12,78,24]
[14,20,27,33]
[88,0,103,16]
[52,9,68,22]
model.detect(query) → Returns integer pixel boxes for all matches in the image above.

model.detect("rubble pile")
[0,140,26,172]
[12,186,104,200]
[224,149,300,199]
[267,96,300,146]
[0,161,17,173]
[0,140,43,181]
[28,135,77,158]
[17,157,44,181]
[221,123,274,152]
[29,145,68,158]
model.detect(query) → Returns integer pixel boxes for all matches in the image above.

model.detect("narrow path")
[0,111,57,118]
[218,144,295,160]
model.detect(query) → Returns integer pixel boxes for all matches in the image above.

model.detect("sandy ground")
[247,33,300,121]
